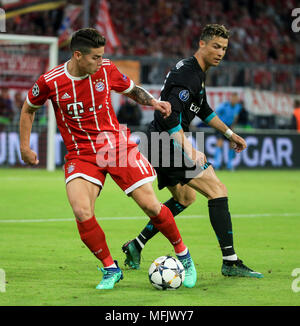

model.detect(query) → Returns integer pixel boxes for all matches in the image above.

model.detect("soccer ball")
[148,255,185,290]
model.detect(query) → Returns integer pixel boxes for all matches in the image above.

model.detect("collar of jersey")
[64,61,89,81]
[192,56,204,73]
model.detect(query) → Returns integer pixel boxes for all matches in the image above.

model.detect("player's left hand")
[151,99,171,118]
[230,133,247,153]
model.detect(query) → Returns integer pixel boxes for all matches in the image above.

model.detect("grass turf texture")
[0,168,299,306]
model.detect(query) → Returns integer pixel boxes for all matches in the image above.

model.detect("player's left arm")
[208,115,247,153]
[125,85,171,118]
[198,92,246,153]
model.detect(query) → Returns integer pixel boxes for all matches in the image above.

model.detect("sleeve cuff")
[204,112,216,124]
[26,95,43,109]
[167,124,182,135]
[120,80,135,94]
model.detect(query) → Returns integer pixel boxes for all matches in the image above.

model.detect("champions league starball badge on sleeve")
[32,83,40,97]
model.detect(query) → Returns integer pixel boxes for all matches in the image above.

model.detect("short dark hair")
[70,28,106,54]
[200,24,230,42]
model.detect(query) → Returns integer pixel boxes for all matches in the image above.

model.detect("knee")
[211,181,228,199]
[177,192,196,207]
[72,204,94,221]
[142,202,162,217]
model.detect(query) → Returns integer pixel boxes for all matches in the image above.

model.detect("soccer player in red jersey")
[19,28,197,289]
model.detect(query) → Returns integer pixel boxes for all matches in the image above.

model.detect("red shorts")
[64,144,156,195]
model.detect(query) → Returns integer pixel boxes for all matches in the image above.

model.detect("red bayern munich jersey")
[26,59,134,157]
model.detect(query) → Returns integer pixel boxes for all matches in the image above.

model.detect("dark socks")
[133,198,187,251]
[208,197,236,259]
[133,196,237,261]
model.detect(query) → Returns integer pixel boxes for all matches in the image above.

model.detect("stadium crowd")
[109,0,298,65]
[5,0,299,64]
[1,0,299,129]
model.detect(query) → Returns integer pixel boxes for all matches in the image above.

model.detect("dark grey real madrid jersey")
[149,56,216,134]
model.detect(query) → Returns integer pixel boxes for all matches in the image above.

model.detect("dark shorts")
[145,129,211,189]
[155,162,211,190]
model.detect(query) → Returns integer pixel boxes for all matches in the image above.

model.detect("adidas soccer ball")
[148,255,185,290]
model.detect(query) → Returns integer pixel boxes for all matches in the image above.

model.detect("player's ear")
[199,40,206,49]
[73,50,83,60]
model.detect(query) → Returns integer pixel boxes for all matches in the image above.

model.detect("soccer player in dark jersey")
[123,24,263,278]
[19,28,197,290]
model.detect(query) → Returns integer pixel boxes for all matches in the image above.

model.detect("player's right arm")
[159,86,207,167]
[19,100,39,165]
[170,129,207,167]
[20,75,50,165]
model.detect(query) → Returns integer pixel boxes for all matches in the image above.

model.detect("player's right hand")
[230,133,247,153]
[20,148,39,165]
[193,150,207,168]
[151,99,171,118]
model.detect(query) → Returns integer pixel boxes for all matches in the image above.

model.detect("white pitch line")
[0,213,299,223]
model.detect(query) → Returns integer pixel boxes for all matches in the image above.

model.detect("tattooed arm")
[125,85,171,118]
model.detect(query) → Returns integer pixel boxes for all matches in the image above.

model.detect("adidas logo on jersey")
[61,93,71,99]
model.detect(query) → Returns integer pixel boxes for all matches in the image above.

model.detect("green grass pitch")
[0,168,299,306]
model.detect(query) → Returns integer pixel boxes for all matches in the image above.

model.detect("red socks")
[76,207,186,266]
[76,216,114,267]
[150,204,186,254]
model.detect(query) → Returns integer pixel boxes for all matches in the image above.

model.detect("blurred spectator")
[291,99,300,132]
[0,88,14,131]
[6,9,64,36]
[4,0,299,65]
[236,101,250,128]
[3,0,300,95]
[254,68,272,90]
[117,98,143,126]
[213,92,242,170]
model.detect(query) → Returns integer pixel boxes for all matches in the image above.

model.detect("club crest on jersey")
[67,163,75,174]
[32,83,39,97]
[95,81,105,92]
[179,89,189,102]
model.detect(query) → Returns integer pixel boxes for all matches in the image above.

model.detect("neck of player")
[67,59,87,78]
[194,50,209,72]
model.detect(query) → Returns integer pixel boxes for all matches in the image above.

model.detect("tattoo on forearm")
[126,85,154,105]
